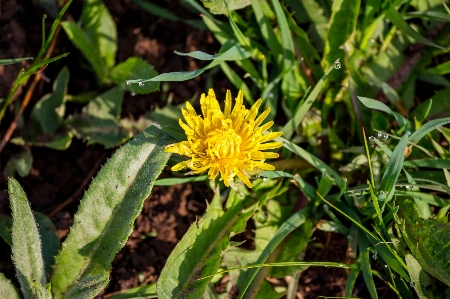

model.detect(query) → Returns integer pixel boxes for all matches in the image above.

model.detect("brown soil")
[0,1,395,298]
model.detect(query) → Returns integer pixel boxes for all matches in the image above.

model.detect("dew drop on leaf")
[139,82,144,87]
[256,211,267,223]
[126,81,131,85]
[333,60,341,69]
[372,254,378,260]
[369,136,375,141]
[410,281,415,287]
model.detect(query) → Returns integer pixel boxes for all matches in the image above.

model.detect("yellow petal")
[172,160,190,171]
[260,131,283,142]
[258,142,282,150]
[258,163,275,170]
[185,102,197,115]
[263,152,279,159]
[245,99,262,121]
[236,169,252,188]
[224,90,232,117]
[254,107,270,127]
[260,120,274,132]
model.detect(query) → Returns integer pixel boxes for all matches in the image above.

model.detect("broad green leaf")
[59,273,110,299]
[321,0,360,81]
[4,149,33,177]
[31,66,69,134]
[35,212,59,278]
[237,208,310,299]
[39,133,72,150]
[384,6,448,51]
[200,0,251,14]
[282,62,335,139]
[112,57,159,94]
[380,132,409,201]
[0,273,21,299]
[72,86,127,148]
[157,189,257,298]
[405,254,433,299]
[399,197,450,287]
[0,216,12,245]
[9,178,50,299]
[50,126,174,299]
[80,0,117,69]
[408,117,450,143]
[108,283,157,299]
[127,45,251,83]
[0,57,33,65]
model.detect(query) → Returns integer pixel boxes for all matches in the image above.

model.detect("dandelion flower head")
[165,89,282,188]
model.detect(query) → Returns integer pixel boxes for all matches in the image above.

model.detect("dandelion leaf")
[200,0,251,14]
[399,197,450,287]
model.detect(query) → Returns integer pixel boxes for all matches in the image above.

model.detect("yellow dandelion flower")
[165,89,282,188]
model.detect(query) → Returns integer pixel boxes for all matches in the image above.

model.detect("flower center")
[205,127,242,161]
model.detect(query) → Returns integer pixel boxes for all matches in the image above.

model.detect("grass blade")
[154,175,208,186]
[276,136,344,186]
[403,159,450,169]
[379,132,409,201]
[358,234,378,299]
[321,0,360,79]
[0,57,34,65]
[127,45,251,84]
[384,6,449,51]
[281,62,336,139]
[237,208,310,299]
[271,0,305,106]
[9,178,50,299]
[408,117,450,143]
[107,283,157,299]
